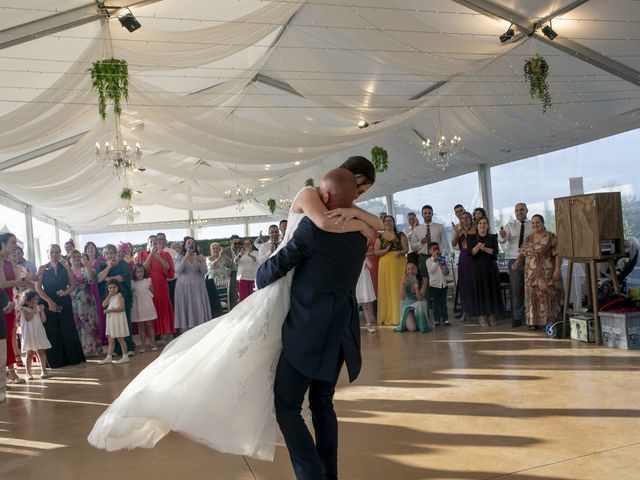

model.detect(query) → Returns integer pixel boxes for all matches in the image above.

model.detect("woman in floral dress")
[84,241,106,344]
[512,214,563,330]
[69,250,101,356]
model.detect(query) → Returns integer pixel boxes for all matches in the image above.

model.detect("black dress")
[41,263,86,368]
[467,233,504,316]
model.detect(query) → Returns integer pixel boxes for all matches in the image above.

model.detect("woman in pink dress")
[0,233,25,382]
[135,235,175,336]
[84,241,107,344]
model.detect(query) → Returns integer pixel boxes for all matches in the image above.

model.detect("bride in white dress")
[88,157,383,461]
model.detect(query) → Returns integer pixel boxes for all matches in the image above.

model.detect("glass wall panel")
[0,204,27,251]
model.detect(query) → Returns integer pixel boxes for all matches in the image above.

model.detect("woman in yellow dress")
[374,215,409,326]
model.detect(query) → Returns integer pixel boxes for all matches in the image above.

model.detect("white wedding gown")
[88,195,310,461]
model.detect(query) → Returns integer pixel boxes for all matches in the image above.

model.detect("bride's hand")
[324,207,357,227]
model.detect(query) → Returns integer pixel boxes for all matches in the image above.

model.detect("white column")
[24,205,36,262]
[477,164,495,229]
[385,194,395,218]
[54,219,60,244]
[244,219,250,238]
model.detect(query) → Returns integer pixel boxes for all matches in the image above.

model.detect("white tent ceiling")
[0,0,639,233]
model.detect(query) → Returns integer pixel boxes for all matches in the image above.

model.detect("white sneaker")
[114,355,130,364]
[0,392,5,403]
[39,372,50,379]
[97,356,113,365]
[25,374,33,380]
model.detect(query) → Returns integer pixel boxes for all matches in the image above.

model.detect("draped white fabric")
[0,0,639,231]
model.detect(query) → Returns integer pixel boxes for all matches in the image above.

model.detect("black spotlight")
[118,9,141,32]
[542,24,557,40]
[499,26,515,44]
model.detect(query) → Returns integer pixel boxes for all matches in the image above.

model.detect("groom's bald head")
[320,168,357,210]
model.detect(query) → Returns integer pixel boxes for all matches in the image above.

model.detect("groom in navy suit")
[256,168,368,480]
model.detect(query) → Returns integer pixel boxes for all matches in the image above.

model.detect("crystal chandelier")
[95,117,143,177]
[224,184,254,212]
[417,108,462,170]
[279,197,293,209]
[224,162,254,212]
[420,135,462,170]
[189,215,208,231]
[117,204,139,224]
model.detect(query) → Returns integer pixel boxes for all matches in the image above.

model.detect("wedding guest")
[62,239,75,263]
[411,205,449,279]
[453,204,466,222]
[19,289,51,380]
[157,232,178,313]
[0,233,26,382]
[117,242,135,273]
[206,242,232,283]
[68,250,101,356]
[84,241,107,343]
[279,219,288,239]
[0,288,12,401]
[394,262,430,333]
[15,246,36,275]
[135,236,174,338]
[157,232,178,261]
[467,218,504,326]
[222,235,242,309]
[170,242,182,256]
[451,211,475,321]
[131,264,157,352]
[257,225,280,265]
[498,202,533,327]
[174,237,211,330]
[512,214,563,330]
[97,280,131,365]
[403,212,420,266]
[473,207,487,224]
[375,215,409,326]
[356,240,377,333]
[34,244,86,368]
[235,238,258,302]
[97,244,135,354]
[426,242,450,326]
[379,211,387,222]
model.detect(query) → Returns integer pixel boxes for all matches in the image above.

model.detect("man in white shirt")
[403,212,420,266]
[410,205,449,279]
[258,224,280,265]
[498,202,533,327]
[254,219,288,250]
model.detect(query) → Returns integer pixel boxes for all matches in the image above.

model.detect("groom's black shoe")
[325,475,338,480]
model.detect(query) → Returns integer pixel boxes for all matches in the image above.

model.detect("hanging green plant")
[267,198,277,215]
[89,58,130,121]
[523,54,552,113]
[304,178,315,187]
[120,187,134,201]
[371,146,389,172]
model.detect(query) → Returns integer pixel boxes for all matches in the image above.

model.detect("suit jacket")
[256,217,367,383]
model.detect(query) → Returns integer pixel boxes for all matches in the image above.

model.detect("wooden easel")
[561,256,620,345]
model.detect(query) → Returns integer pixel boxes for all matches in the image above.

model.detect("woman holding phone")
[173,237,211,331]
[135,235,175,337]
[234,238,258,302]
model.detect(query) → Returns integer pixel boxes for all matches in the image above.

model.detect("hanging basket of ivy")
[371,146,389,172]
[267,198,277,215]
[523,54,552,113]
[120,187,134,201]
[89,58,130,121]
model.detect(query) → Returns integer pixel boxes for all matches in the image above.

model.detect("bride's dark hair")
[340,156,376,186]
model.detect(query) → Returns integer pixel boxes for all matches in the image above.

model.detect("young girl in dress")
[19,289,51,380]
[131,264,157,352]
[98,280,130,365]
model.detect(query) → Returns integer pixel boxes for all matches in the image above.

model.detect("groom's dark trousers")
[256,217,366,480]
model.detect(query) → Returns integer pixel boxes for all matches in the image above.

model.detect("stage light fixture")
[542,23,557,40]
[118,9,141,32]
[499,25,515,44]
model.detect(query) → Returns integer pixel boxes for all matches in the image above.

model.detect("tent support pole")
[386,194,395,218]
[477,164,495,230]
[25,205,35,262]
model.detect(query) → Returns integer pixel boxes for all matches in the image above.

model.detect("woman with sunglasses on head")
[89,156,383,461]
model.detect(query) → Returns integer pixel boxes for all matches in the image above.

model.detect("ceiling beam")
[452,0,640,88]
[0,131,88,171]
[0,0,162,50]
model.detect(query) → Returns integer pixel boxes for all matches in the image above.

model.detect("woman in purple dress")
[451,211,475,321]
[84,242,107,344]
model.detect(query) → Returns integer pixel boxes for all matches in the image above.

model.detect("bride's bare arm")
[294,188,382,235]
[324,206,384,231]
